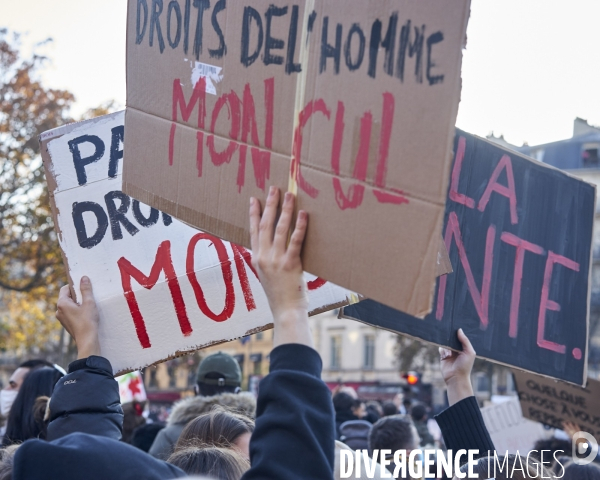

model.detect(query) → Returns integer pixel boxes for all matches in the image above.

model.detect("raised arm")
[242,187,335,480]
[434,329,495,455]
[46,277,123,441]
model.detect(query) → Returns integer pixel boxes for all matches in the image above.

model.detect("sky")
[4,0,600,147]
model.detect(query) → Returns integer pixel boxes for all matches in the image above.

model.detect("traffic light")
[402,371,420,386]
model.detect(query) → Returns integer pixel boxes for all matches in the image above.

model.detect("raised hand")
[56,276,101,359]
[439,328,476,405]
[249,187,312,348]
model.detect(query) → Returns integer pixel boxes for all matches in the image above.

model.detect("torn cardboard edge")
[110,287,358,376]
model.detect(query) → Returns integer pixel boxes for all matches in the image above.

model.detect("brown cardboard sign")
[513,370,600,438]
[122,0,469,317]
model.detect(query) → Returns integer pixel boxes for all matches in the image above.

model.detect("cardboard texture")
[513,370,600,438]
[480,398,547,454]
[41,112,357,375]
[122,0,469,317]
[343,130,596,385]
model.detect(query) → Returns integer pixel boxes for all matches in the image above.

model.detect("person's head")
[562,460,600,480]
[167,445,250,479]
[131,422,165,452]
[410,402,427,422]
[351,400,366,419]
[531,438,572,469]
[0,444,18,480]
[3,366,64,445]
[381,402,398,417]
[368,415,418,454]
[1,359,54,417]
[333,392,355,413]
[365,401,383,418]
[402,398,412,413]
[122,401,146,444]
[455,454,554,479]
[175,408,255,458]
[196,352,242,397]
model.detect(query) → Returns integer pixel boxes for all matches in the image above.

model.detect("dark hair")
[381,402,398,416]
[562,461,600,480]
[198,372,239,397]
[531,438,572,463]
[460,454,555,479]
[122,401,146,444]
[2,367,63,446]
[410,402,427,422]
[131,423,166,452]
[18,359,53,370]
[368,415,416,453]
[333,392,355,413]
[167,446,250,479]
[175,408,254,451]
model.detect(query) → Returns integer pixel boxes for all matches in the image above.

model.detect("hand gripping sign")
[41,111,357,374]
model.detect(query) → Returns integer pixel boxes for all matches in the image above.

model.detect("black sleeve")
[46,356,123,442]
[434,396,495,457]
[242,344,335,480]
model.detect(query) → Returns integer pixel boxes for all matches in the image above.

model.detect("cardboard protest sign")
[480,398,547,454]
[122,0,469,317]
[343,130,595,385]
[513,370,600,438]
[41,111,357,374]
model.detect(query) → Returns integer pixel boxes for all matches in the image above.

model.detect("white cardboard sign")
[480,397,547,454]
[42,111,357,374]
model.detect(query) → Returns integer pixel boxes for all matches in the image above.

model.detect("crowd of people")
[0,188,599,479]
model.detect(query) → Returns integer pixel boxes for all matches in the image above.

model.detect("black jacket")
[242,343,336,480]
[13,356,186,480]
[46,356,122,441]
[14,344,335,479]
[434,396,496,456]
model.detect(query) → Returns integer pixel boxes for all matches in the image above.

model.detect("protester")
[410,402,434,447]
[8,188,336,479]
[122,401,146,443]
[562,460,600,479]
[334,440,388,480]
[333,392,359,438]
[174,408,254,458]
[0,445,17,480]
[531,437,572,471]
[365,401,383,423]
[1,359,53,415]
[167,446,250,478]
[131,423,165,453]
[368,414,421,477]
[459,454,555,479]
[2,366,64,446]
[382,401,399,417]
[149,352,255,460]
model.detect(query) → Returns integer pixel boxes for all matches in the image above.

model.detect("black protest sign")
[513,370,600,437]
[343,129,595,385]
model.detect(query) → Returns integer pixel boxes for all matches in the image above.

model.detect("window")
[582,143,600,167]
[363,335,375,370]
[256,331,264,341]
[330,336,342,370]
